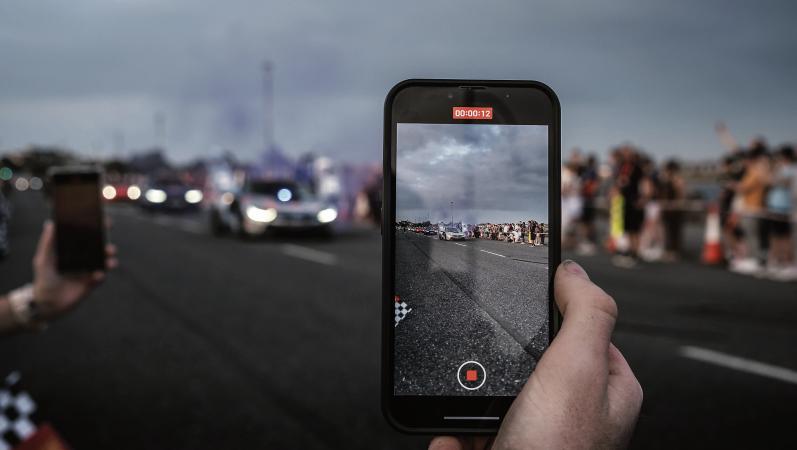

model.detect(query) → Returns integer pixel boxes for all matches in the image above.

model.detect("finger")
[105,243,117,257]
[607,344,643,415]
[607,343,635,379]
[33,221,55,269]
[553,260,618,356]
[429,436,464,450]
[607,344,643,446]
[106,257,119,270]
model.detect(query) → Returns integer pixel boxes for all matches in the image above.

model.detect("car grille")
[280,212,315,222]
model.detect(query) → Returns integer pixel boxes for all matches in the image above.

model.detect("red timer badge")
[452,106,493,120]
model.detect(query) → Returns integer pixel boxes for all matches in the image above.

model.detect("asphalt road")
[394,231,548,395]
[2,190,797,449]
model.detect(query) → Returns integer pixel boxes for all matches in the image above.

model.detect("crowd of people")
[562,125,797,281]
[474,221,548,245]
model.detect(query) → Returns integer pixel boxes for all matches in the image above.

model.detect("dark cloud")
[396,124,547,223]
[0,0,795,161]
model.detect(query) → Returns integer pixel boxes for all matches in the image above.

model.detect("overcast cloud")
[397,124,547,224]
[0,0,795,162]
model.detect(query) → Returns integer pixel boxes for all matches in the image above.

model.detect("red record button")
[457,361,486,390]
[452,107,493,120]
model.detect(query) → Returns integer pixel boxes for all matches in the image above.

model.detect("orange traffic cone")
[702,203,723,265]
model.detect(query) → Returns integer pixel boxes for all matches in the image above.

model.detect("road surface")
[1,191,796,449]
[394,230,548,395]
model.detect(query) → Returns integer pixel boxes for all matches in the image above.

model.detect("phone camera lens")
[447,93,454,99]
[505,93,511,98]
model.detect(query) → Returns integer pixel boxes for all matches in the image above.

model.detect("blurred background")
[1,0,796,448]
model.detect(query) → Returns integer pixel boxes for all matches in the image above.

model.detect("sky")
[396,123,548,224]
[0,0,795,163]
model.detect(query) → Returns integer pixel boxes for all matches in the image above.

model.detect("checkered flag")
[394,295,412,327]
[0,372,38,450]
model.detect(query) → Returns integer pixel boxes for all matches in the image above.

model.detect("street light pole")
[450,201,454,226]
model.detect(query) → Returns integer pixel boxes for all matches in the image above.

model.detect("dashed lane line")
[479,249,506,258]
[679,346,797,385]
[281,244,338,266]
[178,221,205,235]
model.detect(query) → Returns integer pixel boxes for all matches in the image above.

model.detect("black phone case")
[49,167,107,274]
[381,79,562,434]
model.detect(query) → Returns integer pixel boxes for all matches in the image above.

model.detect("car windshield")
[246,180,310,201]
[446,227,460,232]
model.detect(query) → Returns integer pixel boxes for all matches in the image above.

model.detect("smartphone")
[382,79,561,433]
[49,167,107,273]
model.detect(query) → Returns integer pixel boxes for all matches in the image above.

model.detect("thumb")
[429,437,464,450]
[33,220,55,270]
[553,260,618,358]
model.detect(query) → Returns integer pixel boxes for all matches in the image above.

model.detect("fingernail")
[562,259,589,279]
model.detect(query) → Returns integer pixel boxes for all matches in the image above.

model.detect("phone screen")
[52,170,106,272]
[393,122,549,396]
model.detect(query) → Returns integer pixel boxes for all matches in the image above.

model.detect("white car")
[440,227,466,241]
[209,179,337,238]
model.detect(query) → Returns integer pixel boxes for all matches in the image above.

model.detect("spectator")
[612,146,644,268]
[732,142,771,274]
[577,155,599,255]
[638,155,665,262]
[561,151,583,250]
[718,154,745,263]
[765,146,797,280]
[660,160,686,262]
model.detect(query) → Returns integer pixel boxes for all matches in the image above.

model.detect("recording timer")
[452,107,493,120]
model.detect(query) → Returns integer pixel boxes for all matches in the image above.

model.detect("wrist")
[8,284,48,332]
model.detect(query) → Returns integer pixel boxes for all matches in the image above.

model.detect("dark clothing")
[769,216,792,237]
[619,161,644,233]
[662,210,684,252]
[624,205,644,233]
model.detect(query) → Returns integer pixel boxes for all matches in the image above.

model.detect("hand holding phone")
[32,220,117,321]
[30,167,118,322]
[383,80,561,432]
[430,261,643,449]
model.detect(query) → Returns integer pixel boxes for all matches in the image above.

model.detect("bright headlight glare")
[127,185,141,200]
[102,185,116,200]
[185,189,203,204]
[317,208,337,223]
[145,189,167,203]
[246,206,277,223]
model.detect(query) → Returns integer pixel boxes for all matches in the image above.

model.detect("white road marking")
[281,244,338,266]
[109,206,136,216]
[178,222,205,235]
[143,214,205,235]
[479,249,506,258]
[454,243,467,247]
[679,346,797,385]
[152,216,178,227]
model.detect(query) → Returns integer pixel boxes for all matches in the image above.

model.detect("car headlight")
[317,207,337,224]
[184,189,203,204]
[145,189,167,203]
[246,206,277,223]
[127,185,141,200]
[102,185,116,200]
